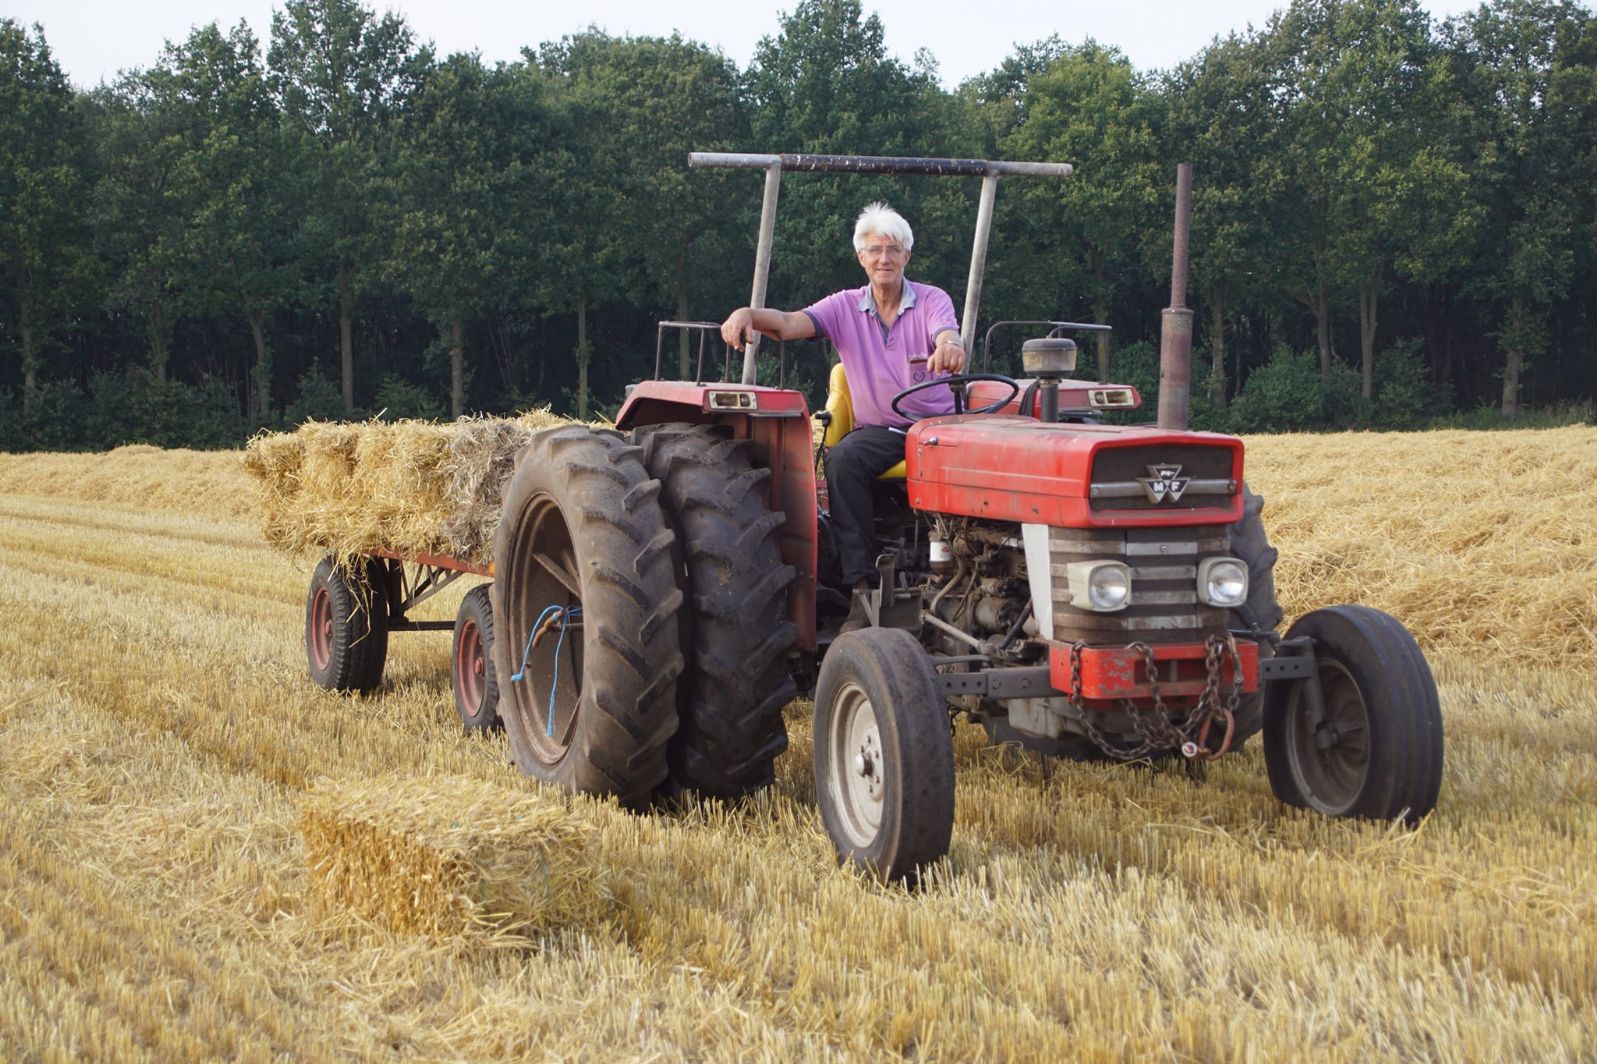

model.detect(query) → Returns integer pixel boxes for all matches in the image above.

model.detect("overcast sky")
[17,0,1486,90]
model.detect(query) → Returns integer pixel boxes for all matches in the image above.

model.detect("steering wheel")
[890,372,1021,423]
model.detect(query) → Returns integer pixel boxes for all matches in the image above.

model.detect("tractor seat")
[822,362,906,480]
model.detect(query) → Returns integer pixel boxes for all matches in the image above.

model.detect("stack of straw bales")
[243,410,576,565]
[299,774,606,940]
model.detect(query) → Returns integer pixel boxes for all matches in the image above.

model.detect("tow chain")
[1066,635,1243,762]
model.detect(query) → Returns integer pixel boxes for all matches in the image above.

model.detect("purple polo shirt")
[803,279,960,429]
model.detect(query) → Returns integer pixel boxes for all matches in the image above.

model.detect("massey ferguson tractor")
[307,153,1444,884]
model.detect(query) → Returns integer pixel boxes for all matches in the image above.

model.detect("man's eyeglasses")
[862,244,907,260]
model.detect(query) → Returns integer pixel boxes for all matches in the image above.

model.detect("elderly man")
[721,202,965,632]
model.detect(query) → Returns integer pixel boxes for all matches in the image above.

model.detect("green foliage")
[0,381,87,451]
[372,373,446,421]
[1425,398,1595,430]
[0,19,99,391]
[1373,341,1441,426]
[0,372,245,451]
[86,367,246,448]
[1227,348,1344,432]
[282,362,347,425]
[2,0,1596,448]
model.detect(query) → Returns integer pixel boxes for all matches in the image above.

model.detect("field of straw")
[2,426,1595,1061]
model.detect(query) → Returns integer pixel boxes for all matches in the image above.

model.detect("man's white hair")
[852,202,914,252]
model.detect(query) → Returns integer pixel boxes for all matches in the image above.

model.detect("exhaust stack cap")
[1021,338,1078,379]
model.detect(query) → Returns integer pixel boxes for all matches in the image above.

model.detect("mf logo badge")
[1138,464,1190,504]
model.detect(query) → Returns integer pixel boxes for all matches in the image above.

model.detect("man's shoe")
[839,585,872,635]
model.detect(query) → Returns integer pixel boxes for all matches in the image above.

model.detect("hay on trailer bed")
[243,409,579,566]
[299,774,607,941]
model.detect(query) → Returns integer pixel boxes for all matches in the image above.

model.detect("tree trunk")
[148,275,170,380]
[248,309,272,422]
[1091,249,1110,383]
[339,258,355,413]
[19,321,37,415]
[1358,262,1383,401]
[575,289,590,421]
[1314,278,1332,382]
[449,316,465,418]
[1205,285,1227,408]
[490,320,514,396]
[536,315,547,394]
[1501,296,1525,419]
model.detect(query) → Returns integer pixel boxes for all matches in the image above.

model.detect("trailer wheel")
[452,584,501,733]
[305,556,388,693]
[814,628,954,885]
[1227,482,1283,747]
[1263,605,1443,824]
[491,427,684,807]
[636,423,798,800]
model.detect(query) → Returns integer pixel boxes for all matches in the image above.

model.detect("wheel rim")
[455,617,484,718]
[309,586,332,671]
[1286,658,1372,815]
[827,678,885,848]
[506,493,584,761]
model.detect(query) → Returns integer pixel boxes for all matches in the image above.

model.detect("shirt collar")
[857,281,916,315]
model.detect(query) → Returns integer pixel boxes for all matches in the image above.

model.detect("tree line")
[1,0,1593,450]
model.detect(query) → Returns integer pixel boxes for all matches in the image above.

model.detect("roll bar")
[688,152,1075,386]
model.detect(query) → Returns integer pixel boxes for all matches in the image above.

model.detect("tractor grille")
[1046,525,1231,645]
[1088,444,1236,511]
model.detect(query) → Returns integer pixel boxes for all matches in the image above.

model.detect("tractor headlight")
[1198,557,1248,608]
[1066,561,1132,612]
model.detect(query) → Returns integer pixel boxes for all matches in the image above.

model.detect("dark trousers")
[824,425,907,588]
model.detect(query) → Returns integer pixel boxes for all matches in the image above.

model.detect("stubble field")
[1,427,1595,1061]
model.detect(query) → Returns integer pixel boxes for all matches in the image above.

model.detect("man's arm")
[720,307,817,352]
[928,327,966,375]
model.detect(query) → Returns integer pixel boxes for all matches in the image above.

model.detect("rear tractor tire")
[814,628,955,885]
[452,584,500,733]
[305,556,389,693]
[1263,605,1443,824]
[635,423,799,800]
[490,427,684,808]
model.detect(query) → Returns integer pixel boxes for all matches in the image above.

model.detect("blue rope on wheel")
[509,604,584,738]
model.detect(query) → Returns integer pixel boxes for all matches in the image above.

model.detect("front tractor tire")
[1263,605,1443,824]
[491,427,685,807]
[636,424,799,800]
[814,628,955,885]
[305,556,389,693]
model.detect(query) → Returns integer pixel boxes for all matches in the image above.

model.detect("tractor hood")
[904,416,1244,528]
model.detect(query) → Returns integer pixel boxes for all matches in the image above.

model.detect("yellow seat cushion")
[823,362,906,479]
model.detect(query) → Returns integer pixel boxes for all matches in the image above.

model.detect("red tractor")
[310,153,1444,883]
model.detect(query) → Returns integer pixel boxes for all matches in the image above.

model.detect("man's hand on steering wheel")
[927,330,965,375]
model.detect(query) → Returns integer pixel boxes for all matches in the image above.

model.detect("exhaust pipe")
[1157,163,1194,431]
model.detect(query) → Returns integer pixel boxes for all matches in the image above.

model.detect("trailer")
[304,550,502,733]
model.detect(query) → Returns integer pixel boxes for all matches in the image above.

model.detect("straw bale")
[440,410,573,561]
[299,774,606,941]
[243,408,584,566]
